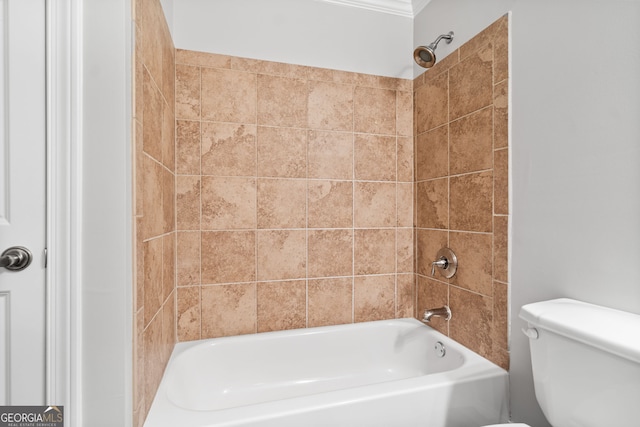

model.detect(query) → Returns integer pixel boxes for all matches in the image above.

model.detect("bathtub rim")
[168,317,498,365]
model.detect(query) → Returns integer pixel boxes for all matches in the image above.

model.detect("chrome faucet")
[422,305,452,323]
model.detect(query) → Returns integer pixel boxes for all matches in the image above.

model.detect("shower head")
[414,31,454,68]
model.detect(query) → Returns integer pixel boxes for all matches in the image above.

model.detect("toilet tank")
[520,298,640,427]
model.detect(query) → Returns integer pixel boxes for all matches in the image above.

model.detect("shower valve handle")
[431,258,448,276]
[429,248,458,279]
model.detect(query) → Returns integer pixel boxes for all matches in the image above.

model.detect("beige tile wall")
[413,15,510,369]
[174,50,415,340]
[132,0,176,424]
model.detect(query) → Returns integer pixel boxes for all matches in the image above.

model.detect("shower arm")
[429,32,454,50]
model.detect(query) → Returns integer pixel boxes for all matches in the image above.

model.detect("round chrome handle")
[431,247,458,279]
[0,246,33,271]
[431,257,448,275]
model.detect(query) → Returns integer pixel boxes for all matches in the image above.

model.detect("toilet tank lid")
[520,298,640,364]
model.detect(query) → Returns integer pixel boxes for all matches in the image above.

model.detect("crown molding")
[319,0,431,18]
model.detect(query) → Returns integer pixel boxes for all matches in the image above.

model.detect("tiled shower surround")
[133,0,175,423]
[414,15,510,368]
[132,0,509,423]
[173,50,415,340]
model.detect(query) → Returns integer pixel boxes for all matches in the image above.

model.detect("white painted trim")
[45,0,82,425]
[45,0,68,407]
[69,0,83,424]
[318,0,431,17]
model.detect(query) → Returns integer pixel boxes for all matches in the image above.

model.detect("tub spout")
[422,306,451,323]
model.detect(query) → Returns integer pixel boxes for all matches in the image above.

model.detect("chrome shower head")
[414,31,454,68]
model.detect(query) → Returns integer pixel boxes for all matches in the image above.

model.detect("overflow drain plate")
[434,341,446,358]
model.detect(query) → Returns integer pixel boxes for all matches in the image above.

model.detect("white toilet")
[484,298,640,427]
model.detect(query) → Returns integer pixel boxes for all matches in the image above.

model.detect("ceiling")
[319,0,432,18]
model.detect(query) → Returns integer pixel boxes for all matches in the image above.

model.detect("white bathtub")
[145,318,508,427]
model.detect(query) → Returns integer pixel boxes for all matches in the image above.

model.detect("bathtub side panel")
[211,370,509,427]
[144,320,509,427]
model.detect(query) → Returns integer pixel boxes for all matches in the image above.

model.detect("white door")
[0,0,47,405]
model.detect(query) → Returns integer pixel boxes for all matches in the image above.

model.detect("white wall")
[416,0,640,425]
[172,0,414,79]
[159,0,173,35]
[80,0,133,425]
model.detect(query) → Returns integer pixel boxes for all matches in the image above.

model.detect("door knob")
[0,246,33,271]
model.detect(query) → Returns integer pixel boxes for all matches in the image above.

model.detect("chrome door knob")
[0,246,33,271]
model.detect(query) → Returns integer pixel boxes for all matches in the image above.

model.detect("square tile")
[201,231,256,284]
[415,178,448,229]
[354,275,395,322]
[201,122,257,177]
[257,74,307,127]
[415,72,448,134]
[307,80,353,131]
[354,229,395,275]
[201,68,256,123]
[449,45,493,120]
[308,130,353,179]
[450,171,492,232]
[354,86,396,135]
[201,283,256,338]
[257,280,306,332]
[308,277,353,327]
[449,231,493,296]
[416,125,448,181]
[257,179,306,229]
[257,230,306,281]
[308,180,353,228]
[257,126,307,178]
[354,182,396,227]
[201,176,257,229]
[450,107,493,175]
[449,287,493,359]
[308,229,353,277]
[354,134,396,181]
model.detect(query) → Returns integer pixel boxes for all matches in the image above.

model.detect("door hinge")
[43,247,48,268]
